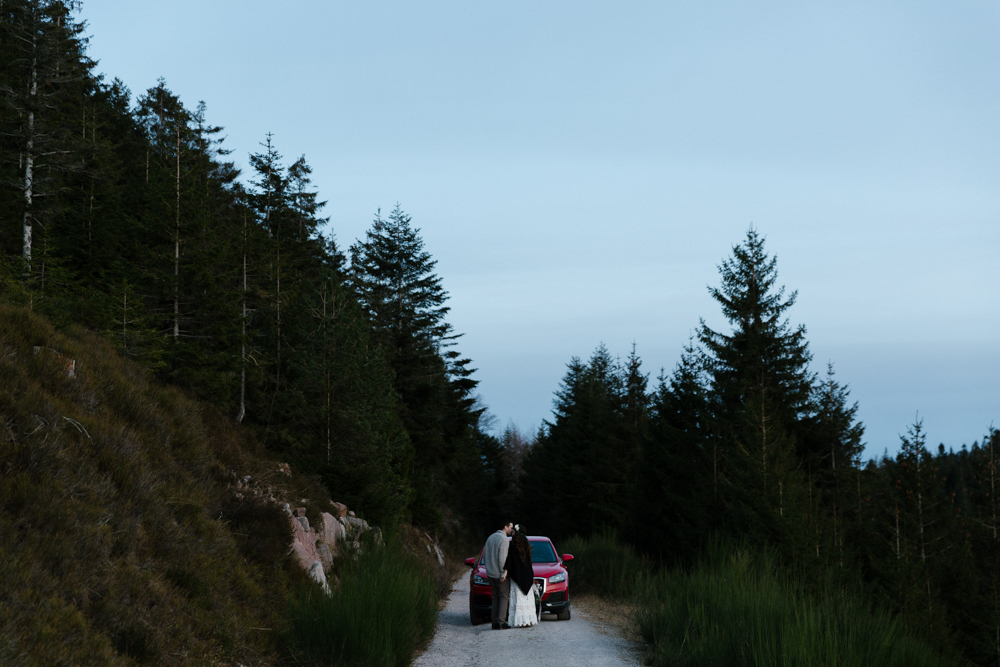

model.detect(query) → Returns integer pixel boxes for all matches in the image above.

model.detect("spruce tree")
[894,418,952,637]
[698,227,815,544]
[802,362,865,566]
[349,205,479,526]
[0,0,92,288]
[633,340,712,562]
[522,344,645,538]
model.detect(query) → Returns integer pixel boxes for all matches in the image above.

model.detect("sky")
[78,1,999,458]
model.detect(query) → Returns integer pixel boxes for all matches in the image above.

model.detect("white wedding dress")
[507,581,539,627]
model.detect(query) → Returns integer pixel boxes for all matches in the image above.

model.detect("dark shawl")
[504,536,534,596]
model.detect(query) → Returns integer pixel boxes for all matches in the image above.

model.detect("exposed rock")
[225,475,380,594]
[308,560,330,594]
[319,512,345,552]
[341,515,369,531]
[317,543,334,572]
[33,346,76,378]
[289,512,320,574]
[281,499,381,594]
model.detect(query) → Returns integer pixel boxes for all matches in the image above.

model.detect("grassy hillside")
[0,304,368,665]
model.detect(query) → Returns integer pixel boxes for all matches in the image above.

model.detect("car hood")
[473,562,566,579]
[531,562,566,578]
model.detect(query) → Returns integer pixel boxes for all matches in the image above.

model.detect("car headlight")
[473,574,489,585]
[548,572,566,584]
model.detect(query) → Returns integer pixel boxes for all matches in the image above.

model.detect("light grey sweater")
[483,530,509,579]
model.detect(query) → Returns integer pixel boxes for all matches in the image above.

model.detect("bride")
[504,526,538,628]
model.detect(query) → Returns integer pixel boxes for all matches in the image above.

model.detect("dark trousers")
[489,576,510,624]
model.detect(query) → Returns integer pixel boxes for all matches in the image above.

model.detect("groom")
[483,521,514,629]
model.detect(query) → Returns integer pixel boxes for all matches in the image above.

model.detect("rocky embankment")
[286,501,381,593]
[228,467,383,594]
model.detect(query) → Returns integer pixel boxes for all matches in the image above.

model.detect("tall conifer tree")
[698,227,814,543]
[349,205,479,526]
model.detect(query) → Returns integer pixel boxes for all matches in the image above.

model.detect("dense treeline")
[0,1,496,531]
[522,228,999,664]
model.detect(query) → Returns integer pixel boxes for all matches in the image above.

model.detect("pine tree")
[247,133,290,403]
[349,205,479,526]
[971,427,1000,665]
[698,227,815,544]
[522,344,645,538]
[893,418,952,637]
[0,0,92,287]
[349,205,451,351]
[802,362,865,566]
[633,340,712,562]
[134,81,194,342]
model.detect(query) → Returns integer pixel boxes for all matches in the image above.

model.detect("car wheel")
[470,608,486,625]
[557,603,571,621]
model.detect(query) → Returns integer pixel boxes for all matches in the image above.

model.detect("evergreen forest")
[520,230,1000,664]
[2,3,998,665]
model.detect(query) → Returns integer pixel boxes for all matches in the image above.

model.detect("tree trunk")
[21,26,38,269]
[275,226,281,391]
[236,211,247,424]
[173,125,181,339]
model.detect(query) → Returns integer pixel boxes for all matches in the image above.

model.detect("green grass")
[287,531,437,666]
[562,530,648,598]
[635,544,958,667]
[560,533,957,667]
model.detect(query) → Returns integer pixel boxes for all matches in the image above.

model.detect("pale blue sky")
[80,1,999,457]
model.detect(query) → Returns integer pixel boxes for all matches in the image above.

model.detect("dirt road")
[414,574,642,667]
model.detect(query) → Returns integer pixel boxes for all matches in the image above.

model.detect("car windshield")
[478,538,559,564]
[529,540,557,563]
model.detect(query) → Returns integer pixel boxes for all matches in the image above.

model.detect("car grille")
[545,591,566,603]
[473,594,491,606]
[534,577,546,597]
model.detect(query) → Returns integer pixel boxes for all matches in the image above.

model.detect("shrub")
[562,530,647,598]
[287,531,437,666]
[636,543,959,667]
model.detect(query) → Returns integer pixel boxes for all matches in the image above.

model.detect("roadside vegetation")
[564,533,959,667]
[562,531,647,599]
[0,304,441,665]
[287,531,437,667]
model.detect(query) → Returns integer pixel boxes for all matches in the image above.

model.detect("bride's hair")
[512,531,532,564]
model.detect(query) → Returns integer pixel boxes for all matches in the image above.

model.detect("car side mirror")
[562,554,574,562]
[465,557,476,567]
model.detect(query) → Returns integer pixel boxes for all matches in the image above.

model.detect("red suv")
[465,536,573,624]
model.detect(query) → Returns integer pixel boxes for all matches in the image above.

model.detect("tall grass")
[287,532,437,666]
[562,530,648,598]
[560,533,957,666]
[636,543,958,667]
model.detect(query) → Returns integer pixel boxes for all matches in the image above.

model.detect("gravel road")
[414,574,641,667]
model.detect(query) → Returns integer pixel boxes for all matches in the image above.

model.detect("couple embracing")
[483,522,538,630]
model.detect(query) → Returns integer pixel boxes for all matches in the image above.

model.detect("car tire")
[470,608,486,625]
[557,603,571,621]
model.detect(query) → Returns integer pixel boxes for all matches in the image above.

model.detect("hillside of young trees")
[0,1,505,535]
[520,228,1000,665]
